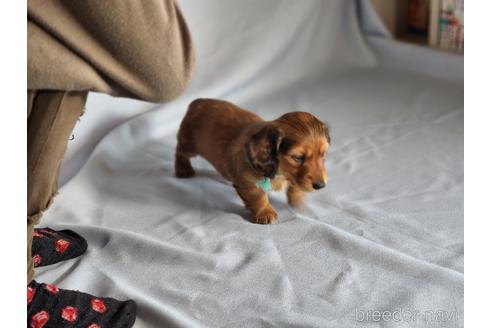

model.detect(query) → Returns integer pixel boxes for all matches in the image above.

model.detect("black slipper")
[31,228,88,267]
[28,280,136,328]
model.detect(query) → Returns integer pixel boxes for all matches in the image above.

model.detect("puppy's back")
[180,98,262,146]
[184,98,261,126]
[178,99,263,177]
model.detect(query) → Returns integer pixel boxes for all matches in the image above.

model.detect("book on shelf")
[429,0,464,51]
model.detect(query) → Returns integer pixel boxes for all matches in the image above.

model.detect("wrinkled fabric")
[37,1,463,327]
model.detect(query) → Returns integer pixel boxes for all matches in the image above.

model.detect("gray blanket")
[38,1,464,327]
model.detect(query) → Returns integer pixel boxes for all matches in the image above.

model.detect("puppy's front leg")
[234,185,277,224]
[287,185,305,208]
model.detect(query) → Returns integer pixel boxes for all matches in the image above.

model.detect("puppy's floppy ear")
[322,121,331,144]
[246,124,283,178]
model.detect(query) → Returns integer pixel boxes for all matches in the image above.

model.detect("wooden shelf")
[397,32,428,46]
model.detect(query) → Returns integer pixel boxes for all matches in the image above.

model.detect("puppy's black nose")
[312,181,325,190]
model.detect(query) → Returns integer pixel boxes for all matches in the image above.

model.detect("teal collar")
[256,177,272,192]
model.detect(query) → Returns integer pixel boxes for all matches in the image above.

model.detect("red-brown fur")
[175,98,330,224]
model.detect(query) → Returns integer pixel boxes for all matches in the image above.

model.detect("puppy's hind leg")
[175,132,196,178]
[175,151,195,178]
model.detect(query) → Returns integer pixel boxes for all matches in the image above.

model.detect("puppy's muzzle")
[312,181,325,190]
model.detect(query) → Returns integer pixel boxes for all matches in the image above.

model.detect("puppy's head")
[275,112,330,192]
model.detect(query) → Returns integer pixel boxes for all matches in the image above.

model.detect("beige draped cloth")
[28,0,195,102]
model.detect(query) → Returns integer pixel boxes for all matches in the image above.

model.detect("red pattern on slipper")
[55,239,70,254]
[33,254,42,267]
[44,284,59,294]
[61,306,78,322]
[88,324,101,328]
[38,228,56,235]
[91,298,107,313]
[27,286,36,305]
[30,310,49,328]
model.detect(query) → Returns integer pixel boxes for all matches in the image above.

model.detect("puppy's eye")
[291,155,305,164]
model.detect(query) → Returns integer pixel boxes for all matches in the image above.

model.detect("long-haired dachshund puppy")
[175,99,330,224]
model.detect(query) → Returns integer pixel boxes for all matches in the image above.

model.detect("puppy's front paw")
[287,188,305,208]
[253,207,277,224]
[288,197,304,208]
